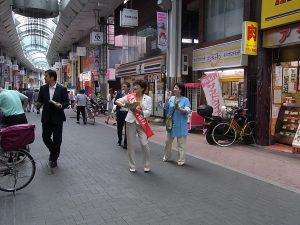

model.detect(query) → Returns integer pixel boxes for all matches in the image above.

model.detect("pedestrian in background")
[105,88,115,124]
[115,79,153,173]
[36,69,69,168]
[25,88,33,112]
[163,83,191,166]
[114,82,130,149]
[32,89,40,114]
[75,89,88,124]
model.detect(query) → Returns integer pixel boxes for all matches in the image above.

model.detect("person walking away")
[0,88,28,126]
[114,82,130,149]
[35,70,69,168]
[163,83,191,166]
[75,89,88,124]
[25,88,33,112]
[115,79,153,173]
[32,89,40,114]
[69,91,75,109]
[105,88,115,124]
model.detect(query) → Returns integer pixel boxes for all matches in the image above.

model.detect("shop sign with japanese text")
[120,9,138,27]
[261,0,300,29]
[193,40,248,71]
[242,21,258,55]
[263,22,300,47]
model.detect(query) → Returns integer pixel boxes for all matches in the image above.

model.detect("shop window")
[182,0,199,48]
[206,0,243,42]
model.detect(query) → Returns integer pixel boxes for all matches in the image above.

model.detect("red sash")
[127,93,154,139]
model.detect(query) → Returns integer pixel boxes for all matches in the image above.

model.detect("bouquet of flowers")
[126,102,140,110]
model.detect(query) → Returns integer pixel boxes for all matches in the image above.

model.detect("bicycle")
[84,106,95,125]
[211,107,255,147]
[0,123,36,194]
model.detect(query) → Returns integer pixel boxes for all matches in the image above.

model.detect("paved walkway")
[99,113,300,193]
[0,110,300,225]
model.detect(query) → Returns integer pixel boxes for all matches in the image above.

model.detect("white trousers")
[126,122,150,169]
[163,132,187,163]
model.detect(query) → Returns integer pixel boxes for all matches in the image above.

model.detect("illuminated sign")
[242,21,258,55]
[261,0,300,29]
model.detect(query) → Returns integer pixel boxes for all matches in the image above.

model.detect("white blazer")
[116,94,152,124]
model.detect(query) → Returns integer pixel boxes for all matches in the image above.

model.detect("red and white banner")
[127,93,154,139]
[200,72,224,116]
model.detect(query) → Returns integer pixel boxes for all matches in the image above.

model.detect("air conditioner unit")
[181,54,188,75]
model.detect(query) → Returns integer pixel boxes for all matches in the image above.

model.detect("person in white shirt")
[115,79,152,173]
[75,89,88,124]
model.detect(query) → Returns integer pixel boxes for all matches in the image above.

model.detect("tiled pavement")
[1,110,300,225]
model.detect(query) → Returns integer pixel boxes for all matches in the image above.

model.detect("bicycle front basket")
[0,123,35,150]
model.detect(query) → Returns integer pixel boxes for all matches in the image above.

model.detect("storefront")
[193,39,248,114]
[263,23,300,147]
[116,56,165,117]
[261,0,300,149]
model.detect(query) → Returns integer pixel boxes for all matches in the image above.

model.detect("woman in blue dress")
[163,83,191,166]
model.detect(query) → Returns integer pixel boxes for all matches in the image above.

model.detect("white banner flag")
[200,72,224,116]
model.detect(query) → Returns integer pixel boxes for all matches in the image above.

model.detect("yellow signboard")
[261,0,300,29]
[242,21,258,55]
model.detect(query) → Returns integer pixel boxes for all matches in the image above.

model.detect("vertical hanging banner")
[157,12,168,51]
[200,72,224,116]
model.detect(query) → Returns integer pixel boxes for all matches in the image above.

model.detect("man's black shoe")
[49,161,57,168]
[118,142,121,146]
[123,145,127,150]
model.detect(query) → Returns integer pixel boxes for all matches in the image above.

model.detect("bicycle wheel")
[242,121,255,144]
[212,122,237,147]
[87,109,95,125]
[0,149,36,192]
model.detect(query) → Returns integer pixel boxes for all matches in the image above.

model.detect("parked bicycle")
[211,107,255,147]
[0,123,36,194]
[84,105,95,125]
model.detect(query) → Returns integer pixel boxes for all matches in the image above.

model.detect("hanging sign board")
[242,21,258,55]
[120,8,138,27]
[62,59,68,66]
[90,32,103,45]
[76,47,86,56]
[12,64,19,71]
[55,62,62,69]
[0,56,4,63]
[69,52,77,61]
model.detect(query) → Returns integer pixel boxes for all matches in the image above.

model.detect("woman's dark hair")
[45,69,57,81]
[174,83,186,96]
[133,79,148,94]
[79,89,85,94]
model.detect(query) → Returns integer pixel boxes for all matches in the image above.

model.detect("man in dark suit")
[36,70,69,168]
[114,82,130,149]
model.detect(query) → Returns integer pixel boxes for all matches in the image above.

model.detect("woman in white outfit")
[115,79,152,173]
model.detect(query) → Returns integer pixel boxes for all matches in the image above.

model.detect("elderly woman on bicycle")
[163,83,191,166]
